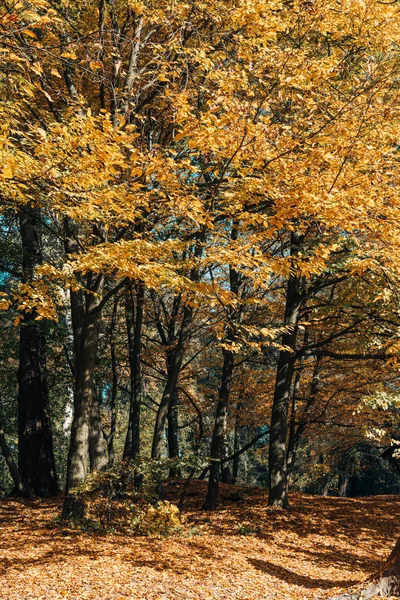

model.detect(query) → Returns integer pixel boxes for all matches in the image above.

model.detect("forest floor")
[1,480,399,600]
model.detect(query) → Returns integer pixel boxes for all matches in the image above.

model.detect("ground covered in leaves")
[1,481,399,600]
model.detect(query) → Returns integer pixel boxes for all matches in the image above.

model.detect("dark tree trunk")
[203,348,234,511]
[330,537,400,599]
[167,389,181,477]
[0,421,29,497]
[89,387,108,473]
[268,232,304,508]
[123,284,144,460]
[18,206,57,497]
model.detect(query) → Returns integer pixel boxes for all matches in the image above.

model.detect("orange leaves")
[1,488,399,599]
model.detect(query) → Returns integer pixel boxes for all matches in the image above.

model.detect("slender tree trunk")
[203,348,234,510]
[124,284,144,460]
[221,431,232,484]
[204,224,241,508]
[89,386,108,472]
[232,407,242,485]
[18,206,57,497]
[64,217,84,363]
[151,237,204,460]
[268,232,304,508]
[286,366,301,479]
[152,305,193,459]
[287,356,321,478]
[0,421,29,497]
[108,299,119,467]
[167,388,181,476]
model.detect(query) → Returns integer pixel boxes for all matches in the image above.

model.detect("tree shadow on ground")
[248,557,357,590]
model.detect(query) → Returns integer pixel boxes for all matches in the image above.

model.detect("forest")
[1,0,400,598]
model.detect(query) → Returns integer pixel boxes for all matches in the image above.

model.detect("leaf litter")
[1,481,399,600]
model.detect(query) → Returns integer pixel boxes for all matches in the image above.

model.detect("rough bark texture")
[268,232,304,508]
[330,537,400,599]
[123,284,143,460]
[18,206,57,497]
[65,273,104,494]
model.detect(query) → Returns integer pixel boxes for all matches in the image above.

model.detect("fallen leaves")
[1,482,399,599]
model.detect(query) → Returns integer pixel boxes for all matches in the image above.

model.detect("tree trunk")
[167,389,181,477]
[287,355,321,479]
[203,348,234,511]
[221,431,232,484]
[204,223,241,508]
[108,299,119,467]
[65,274,104,494]
[0,421,29,497]
[18,206,58,497]
[64,217,84,364]
[151,237,204,460]
[123,284,144,460]
[286,366,301,479]
[89,387,108,473]
[232,408,246,485]
[330,537,400,599]
[268,232,304,508]
[151,305,193,459]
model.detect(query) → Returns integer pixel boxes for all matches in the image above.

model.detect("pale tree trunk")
[18,206,58,497]
[331,537,400,599]
[221,431,232,484]
[268,231,304,508]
